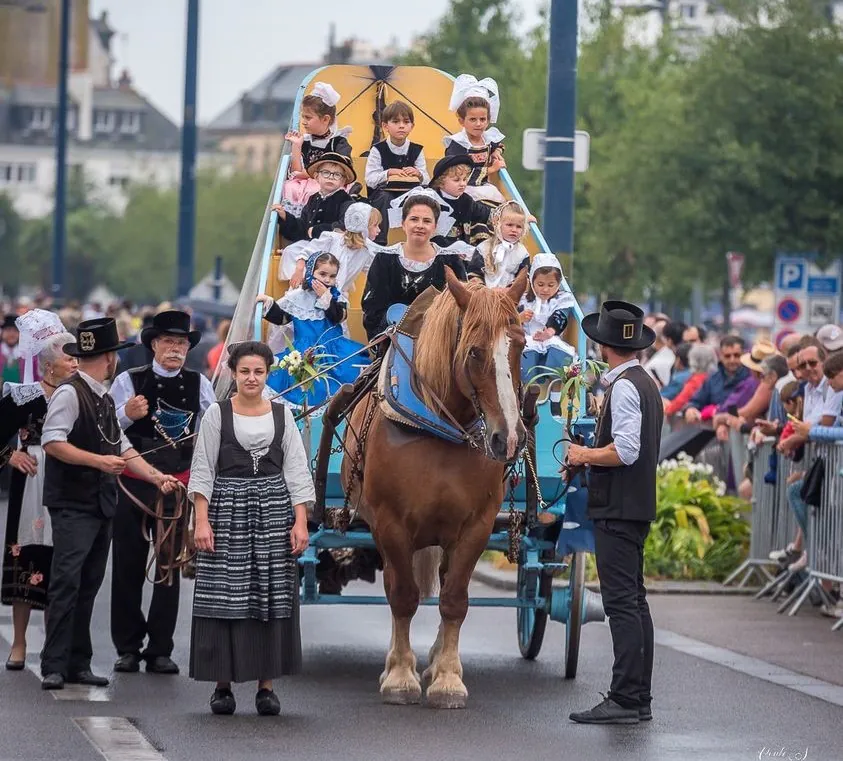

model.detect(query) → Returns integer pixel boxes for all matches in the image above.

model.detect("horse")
[341,267,528,708]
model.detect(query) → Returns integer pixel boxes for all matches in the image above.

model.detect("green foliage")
[0,194,24,296]
[646,456,750,580]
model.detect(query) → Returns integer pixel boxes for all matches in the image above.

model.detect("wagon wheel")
[564,551,586,679]
[517,562,553,660]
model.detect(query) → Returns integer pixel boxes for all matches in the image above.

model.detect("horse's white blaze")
[493,334,520,458]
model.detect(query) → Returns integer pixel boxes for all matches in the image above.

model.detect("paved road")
[0,511,841,760]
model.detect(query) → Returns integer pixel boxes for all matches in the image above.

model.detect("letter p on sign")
[778,260,804,290]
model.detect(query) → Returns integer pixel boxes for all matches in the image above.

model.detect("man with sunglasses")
[683,335,749,423]
[774,340,843,573]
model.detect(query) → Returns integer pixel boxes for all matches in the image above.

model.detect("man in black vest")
[567,301,663,725]
[109,310,215,675]
[40,318,179,690]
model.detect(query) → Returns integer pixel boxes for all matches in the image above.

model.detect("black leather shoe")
[145,656,179,675]
[113,653,141,673]
[210,688,236,715]
[5,658,25,671]
[66,670,109,687]
[569,696,640,725]
[255,688,281,716]
[41,673,65,690]
[639,704,652,722]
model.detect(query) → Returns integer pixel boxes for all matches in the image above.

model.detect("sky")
[90,0,543,126]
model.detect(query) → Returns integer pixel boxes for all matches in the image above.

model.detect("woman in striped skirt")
[188,341,312,716]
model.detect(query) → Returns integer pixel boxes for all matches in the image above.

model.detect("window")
[94,110,116,133]
[680,3,697,19]
[30,106,52,130]
[119,111,141,135]
[66,109,76,131]
[0,163,36,185]
[108,176,130,189]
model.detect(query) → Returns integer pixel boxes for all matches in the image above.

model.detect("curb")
[472,561,759,595]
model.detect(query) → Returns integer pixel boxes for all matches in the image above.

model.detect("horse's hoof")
[425,690,467,710]
[381,687,422,706]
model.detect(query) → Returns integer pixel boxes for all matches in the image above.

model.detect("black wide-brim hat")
[431,154,473,185]
[581,300,656,351]
[140,309,201,352]
[64,317,135,358]
[307,152,356,184]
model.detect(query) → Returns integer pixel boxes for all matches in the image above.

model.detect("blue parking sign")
[777,259,805,290]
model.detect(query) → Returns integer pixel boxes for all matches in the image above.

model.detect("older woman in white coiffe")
[1,310,77,670]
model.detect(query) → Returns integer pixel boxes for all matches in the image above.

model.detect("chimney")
[118,69,132,90]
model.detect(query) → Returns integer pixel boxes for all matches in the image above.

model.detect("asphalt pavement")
[0,505,841,761]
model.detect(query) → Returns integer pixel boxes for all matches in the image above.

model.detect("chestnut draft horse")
[342,267,528,709]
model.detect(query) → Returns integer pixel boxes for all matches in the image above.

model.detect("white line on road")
[74,717,166,761]
[0,623,110,701]
[654,627,843,708]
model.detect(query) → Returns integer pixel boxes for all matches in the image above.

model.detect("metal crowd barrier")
[722,439,799,589]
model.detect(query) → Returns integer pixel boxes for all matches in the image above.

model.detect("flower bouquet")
[528,358,606,434]
[271,339,336,408]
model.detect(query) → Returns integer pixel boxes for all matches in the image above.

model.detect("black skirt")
[2,468,52,609]
[189,594,302,683]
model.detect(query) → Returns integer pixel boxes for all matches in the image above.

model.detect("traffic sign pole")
[541,0,577,258]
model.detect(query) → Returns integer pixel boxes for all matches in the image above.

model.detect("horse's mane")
[415,280,518,411]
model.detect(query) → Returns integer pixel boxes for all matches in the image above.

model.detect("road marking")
[654,627,843,708]
[0,623,110,701]
[74,717,166,761]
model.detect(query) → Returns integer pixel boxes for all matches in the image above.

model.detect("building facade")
[0,4,230,218]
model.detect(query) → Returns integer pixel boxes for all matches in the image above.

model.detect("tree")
[0,194,23,297]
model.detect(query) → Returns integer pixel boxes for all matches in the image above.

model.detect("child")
[479,200,530,289]
[365,101,429,245]
[519,254,577,415]
[443,74,506,207]
[273,153,357,243]
[282,82,353,216]
[280,202,383,295]
[257,252,368,411]
[425,155,491,253]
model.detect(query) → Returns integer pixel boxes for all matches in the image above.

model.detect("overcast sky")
[89,0,543,125]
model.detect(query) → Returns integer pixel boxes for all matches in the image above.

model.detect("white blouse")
[188,402,315,508]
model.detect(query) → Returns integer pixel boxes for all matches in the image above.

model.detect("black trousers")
[110,479,181,658]
[41,508,111,677]
[593,518,654,709]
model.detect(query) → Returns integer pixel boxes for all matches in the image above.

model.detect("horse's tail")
[413,547,442,600]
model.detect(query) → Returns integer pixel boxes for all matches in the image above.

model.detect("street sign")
[776,298,801,324]
[773,255,842,337]
[522,129,590,172]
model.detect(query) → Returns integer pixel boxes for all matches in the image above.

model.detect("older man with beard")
[109,310,215,675]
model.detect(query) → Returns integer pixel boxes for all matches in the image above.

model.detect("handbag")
[800,456,825,507]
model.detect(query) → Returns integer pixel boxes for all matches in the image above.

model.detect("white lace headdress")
[15,309,67,383]
[448,74,501,123]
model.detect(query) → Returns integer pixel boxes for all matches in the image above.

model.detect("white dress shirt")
[110,359,216,431]
[601,358,643,466]
[803,375,843,424]
[188,403,315,508]
[42,370,131,453]
[364,138,429,189]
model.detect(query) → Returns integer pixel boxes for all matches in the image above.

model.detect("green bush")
[645,454,750,580]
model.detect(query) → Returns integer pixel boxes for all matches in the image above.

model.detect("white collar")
[318,188,341,201]
[603,358,641,386]
[443,127,506,150]
[152,359,183,378]
[386,138,410,154]
[77,369,108,397]
[440,190,460,201]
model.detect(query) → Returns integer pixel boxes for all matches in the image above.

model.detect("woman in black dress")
[1,328,77,669]
[361,189,477,341]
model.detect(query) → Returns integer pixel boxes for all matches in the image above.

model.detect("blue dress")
[265,288,369,410]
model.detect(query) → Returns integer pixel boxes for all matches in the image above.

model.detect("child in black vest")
[282,82,353,217]
[444,74,506,208]
[427,155,492,253]
[365,101,429,245]
[273,153,357,243]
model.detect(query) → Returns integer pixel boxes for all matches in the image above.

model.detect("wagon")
[225,64,605,678]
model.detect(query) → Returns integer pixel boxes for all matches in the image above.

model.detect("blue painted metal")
[541,0,578,261]
[176,0,200,299]
[51,0,71,303]
[549,585,573,624]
